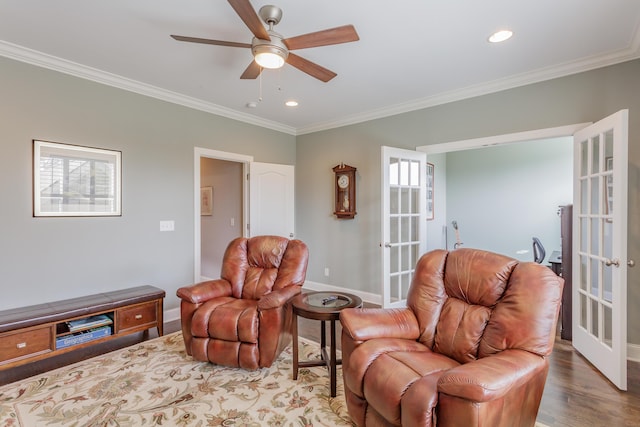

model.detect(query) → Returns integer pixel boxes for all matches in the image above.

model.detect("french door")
[381,146,427,308]
[572,109,629,390]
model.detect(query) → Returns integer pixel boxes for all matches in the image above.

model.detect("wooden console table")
[0,285,165,370]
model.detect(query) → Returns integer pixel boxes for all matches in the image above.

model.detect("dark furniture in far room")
[340,248,563,427]
[176,235,309,370]
[291,291,363,397]
[558,204,573,340]
[0,285,165,371]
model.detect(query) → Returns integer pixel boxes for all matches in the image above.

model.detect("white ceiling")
[1,0,639,135]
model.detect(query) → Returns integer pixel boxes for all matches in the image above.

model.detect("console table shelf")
[0,285,165,370]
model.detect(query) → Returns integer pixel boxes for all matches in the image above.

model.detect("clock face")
[337,174,349,189]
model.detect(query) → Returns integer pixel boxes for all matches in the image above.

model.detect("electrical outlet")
[324,267,330,277]
[159,220,175,232]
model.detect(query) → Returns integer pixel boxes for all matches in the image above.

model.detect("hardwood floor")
[3,318,639,426]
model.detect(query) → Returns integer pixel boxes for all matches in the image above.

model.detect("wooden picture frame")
[426,162,434,220]
[33,140,121,217]
[200,186,213,216]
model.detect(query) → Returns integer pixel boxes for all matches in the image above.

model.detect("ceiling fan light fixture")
[254,50,286,69]
[252,30,289,69]
[252,36,288,69]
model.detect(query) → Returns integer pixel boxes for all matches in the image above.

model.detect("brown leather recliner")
[340,248,563,427]
[176,235,309,369]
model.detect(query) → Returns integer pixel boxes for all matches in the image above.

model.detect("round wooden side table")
[291,291,363,397]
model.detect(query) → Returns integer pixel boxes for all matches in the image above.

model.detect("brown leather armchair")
[340,248,563,427]
[176,235,308,369]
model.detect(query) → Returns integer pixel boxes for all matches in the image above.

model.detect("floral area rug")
[0,332,352,426]
[0,332,552,427]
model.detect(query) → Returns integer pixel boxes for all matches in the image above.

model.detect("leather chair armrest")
[340,307,420,342]
[176,279,233,304]
[437,349,547,402]
[258,285,302,310]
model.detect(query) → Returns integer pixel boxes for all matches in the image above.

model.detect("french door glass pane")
[411,188,419,213]
[390,158,399,185]
[391,246,399,273]
[401,188,410,213]
[590,298,599,336]
[391,275,399,301]
[590,218,599,255]
[400,160,409,185]
[391,217,399,243]
[590,176,599,214]
[580,140,588,177]
[580,255,588,291]
[590,258,599,297]
[390,187,399,214]
[580,293,587,328]
[591,135,600,174]
[604,305,613,348]
[401,217,410,241]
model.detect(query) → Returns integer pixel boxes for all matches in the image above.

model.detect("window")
[33,140,121,216]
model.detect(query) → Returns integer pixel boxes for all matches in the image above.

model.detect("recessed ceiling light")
[285,100,299,107]
[488,30,513,43]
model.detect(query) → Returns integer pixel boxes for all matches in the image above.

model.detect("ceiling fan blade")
[240,61,262,79]
[283,25,359,50]
[286,53,337,82]
[171,35,251,48]
[227,0,270,41]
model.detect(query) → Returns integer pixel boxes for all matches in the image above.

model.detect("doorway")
[194,148,252,281]
[417,123,588,259]
[200,157,244,280]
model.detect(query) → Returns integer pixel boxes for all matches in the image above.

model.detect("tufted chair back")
[221,236,308,300]
[408,248,559,365]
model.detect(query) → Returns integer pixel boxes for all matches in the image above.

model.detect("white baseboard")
[164,307,180,324]
[627,343,640,363]
[303,280,381,306]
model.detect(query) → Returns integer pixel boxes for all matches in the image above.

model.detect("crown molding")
[2,38,638,137]
[296,43,640,135]
[0,40,296,136]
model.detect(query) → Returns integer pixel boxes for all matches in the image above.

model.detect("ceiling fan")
[171,0,359,82]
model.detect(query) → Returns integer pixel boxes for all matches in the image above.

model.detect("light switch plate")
[160,220,175,232]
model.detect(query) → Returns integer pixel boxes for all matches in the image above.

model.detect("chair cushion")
[190,297,259,343]
[352,339,460,426]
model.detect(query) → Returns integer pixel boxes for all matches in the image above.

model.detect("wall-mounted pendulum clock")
[333,163,356,219]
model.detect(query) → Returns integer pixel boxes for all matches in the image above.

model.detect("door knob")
[605,258,620,267]
[628,260,636,268]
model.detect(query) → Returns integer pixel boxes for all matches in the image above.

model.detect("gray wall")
[0,56,296,312]
[296,58,640,344]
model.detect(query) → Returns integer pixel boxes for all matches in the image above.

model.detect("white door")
[381,146,427,308]
[249,162,295,238]
[572,109,629,390]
